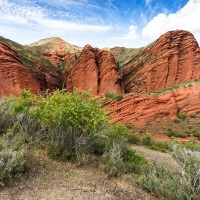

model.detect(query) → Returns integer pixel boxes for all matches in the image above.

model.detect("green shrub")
[193,133,200,140]
[102,141,126,177]
[178,112,187,120]
[102,141,147,177]
[0,98,17,134]
[173,118,180,123]
[31,89,107,132]
[185,141,200,151]
[90,137,107,156]
[129,133,141,144]
[11,89,108,161]
[0,148,30,186]
[138,162,197,199]
[122,148,147,173]
[90,123,135,156]
[105,93,124,101]
[0,127,32,187]
[190,114,196,118]
[167,128,172,132]
[102,93,124,104]
[172,145,200,195]
[166,129,186,138]
[142,133,154,146]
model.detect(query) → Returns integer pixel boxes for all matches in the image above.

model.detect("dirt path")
[0,153,157,200]
[132,145,180,173]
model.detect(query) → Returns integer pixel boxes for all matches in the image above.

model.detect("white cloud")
[127,25,138,39]
[111,25,138,41]
[0,0,200,48]
[0,0,111,37]
[106,25,151,48]
[142,0,200,44]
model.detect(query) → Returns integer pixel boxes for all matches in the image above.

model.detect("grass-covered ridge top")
[28,37,82,54]
[0,36,61,74]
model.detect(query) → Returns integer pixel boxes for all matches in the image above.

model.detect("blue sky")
[0,0,199,48]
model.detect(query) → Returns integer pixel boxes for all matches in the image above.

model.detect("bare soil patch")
[0,153,157,200]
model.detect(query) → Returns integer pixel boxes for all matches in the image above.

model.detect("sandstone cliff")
[104,80,200,126]
[0,37,64,97]
[113,30,200,93]
[66,44,124,95]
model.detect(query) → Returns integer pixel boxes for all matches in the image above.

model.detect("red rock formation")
[104,81,200,126]
[1,30,200,133]
[0,41,41,97]
[123,30,200,93]
[43,51,74,67]
[66,44,124,95]
[0,40,64,97]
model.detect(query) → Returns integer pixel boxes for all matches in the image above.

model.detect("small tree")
[74,53,78,60]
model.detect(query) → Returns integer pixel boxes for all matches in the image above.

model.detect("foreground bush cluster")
[0,89,199,199]
[0,90,145,183]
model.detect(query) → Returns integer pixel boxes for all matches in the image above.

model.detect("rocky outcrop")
[104,81,200,126]
[43,51,74,67]
[122,30,200,93]
[0,41,42,97]
[0,40,64,97]
[66,44,124,95]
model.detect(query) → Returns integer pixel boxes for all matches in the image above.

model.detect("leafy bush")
[105,93,124,101]
[90,123,137,156]
[0,98,17,134]
[0,148,30,186]
[173,145,200,195]
[166,129,186,138]
[10,89,108,160]
[193,133,200,140]
[0,126,32,186]
[138,162,196,199]
[129,133,141,144]
[0,91,147,189]
[102,141,126,177]
[102,93,124,104]
[138,144,200,199]
[102,141,147,177]
[185,140,200,151]
[31,89,107,132]
[190,114,196,118]
[142,133,154,146]
[173,118,180,123]
[178,112,187,120]
[152,141,174,152]
[122,148,147,173]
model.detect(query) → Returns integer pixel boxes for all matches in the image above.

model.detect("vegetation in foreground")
[0,89,199,199]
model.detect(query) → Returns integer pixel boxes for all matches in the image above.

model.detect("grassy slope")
[28,37,82,55]
[0,36,60,74]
